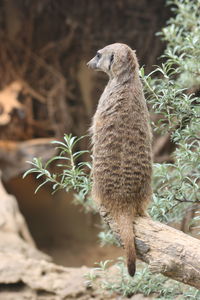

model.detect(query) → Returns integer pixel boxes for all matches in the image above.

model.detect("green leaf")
[35,179,49,193]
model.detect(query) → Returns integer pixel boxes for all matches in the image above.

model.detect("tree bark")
[99,206,200,290]
[135,217,200,289]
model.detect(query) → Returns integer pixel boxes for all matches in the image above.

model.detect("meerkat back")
[87,43,152,276]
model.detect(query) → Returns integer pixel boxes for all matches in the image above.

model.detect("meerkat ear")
[108,53,114,70]
[131,49,138,70]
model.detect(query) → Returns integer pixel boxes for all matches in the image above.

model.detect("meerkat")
[87,43,152,276]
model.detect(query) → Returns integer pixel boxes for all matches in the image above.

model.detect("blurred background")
[0,0,171,268]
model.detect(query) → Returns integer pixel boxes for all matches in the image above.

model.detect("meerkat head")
[87,43,139,80]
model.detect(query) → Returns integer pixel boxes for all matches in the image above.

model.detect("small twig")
[164,202,181,215]
[174,197,200,204]
[164,197,200,216]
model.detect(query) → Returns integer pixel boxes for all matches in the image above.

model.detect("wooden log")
[99,206,200,290]
[135,217,200,289]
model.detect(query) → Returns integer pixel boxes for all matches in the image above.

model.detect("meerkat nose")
[86,60,92,68]
[87,58,96,69]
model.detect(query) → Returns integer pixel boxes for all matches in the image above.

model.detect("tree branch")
[99,206,200,290]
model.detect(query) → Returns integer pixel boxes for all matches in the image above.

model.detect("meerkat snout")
[87,52,101,69]
[86,58,96,69]
[87,49,115,75]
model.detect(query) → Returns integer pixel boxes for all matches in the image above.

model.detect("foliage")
[23,134,95,211]
[24,0,200,298]
[140,0,200,226]
[85,259,200,299]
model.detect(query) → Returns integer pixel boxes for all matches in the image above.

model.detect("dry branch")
[100,206,200,290]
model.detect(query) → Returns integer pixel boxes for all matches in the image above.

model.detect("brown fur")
[87,43,152,276]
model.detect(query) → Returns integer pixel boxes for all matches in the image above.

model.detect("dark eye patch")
[109,53,114,70]
[96,52,102,59]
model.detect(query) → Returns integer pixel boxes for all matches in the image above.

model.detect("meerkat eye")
[96,52,102,59]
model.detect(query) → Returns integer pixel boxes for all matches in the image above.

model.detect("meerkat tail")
[126,232,136,276]
[115,214,136,277]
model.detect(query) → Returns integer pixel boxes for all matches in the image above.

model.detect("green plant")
[23,134,95,211]
[140,0,200,227]
[85,258,200,299]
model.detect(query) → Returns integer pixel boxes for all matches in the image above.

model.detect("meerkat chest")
[92,109,109,137]
[92,86,112,131]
